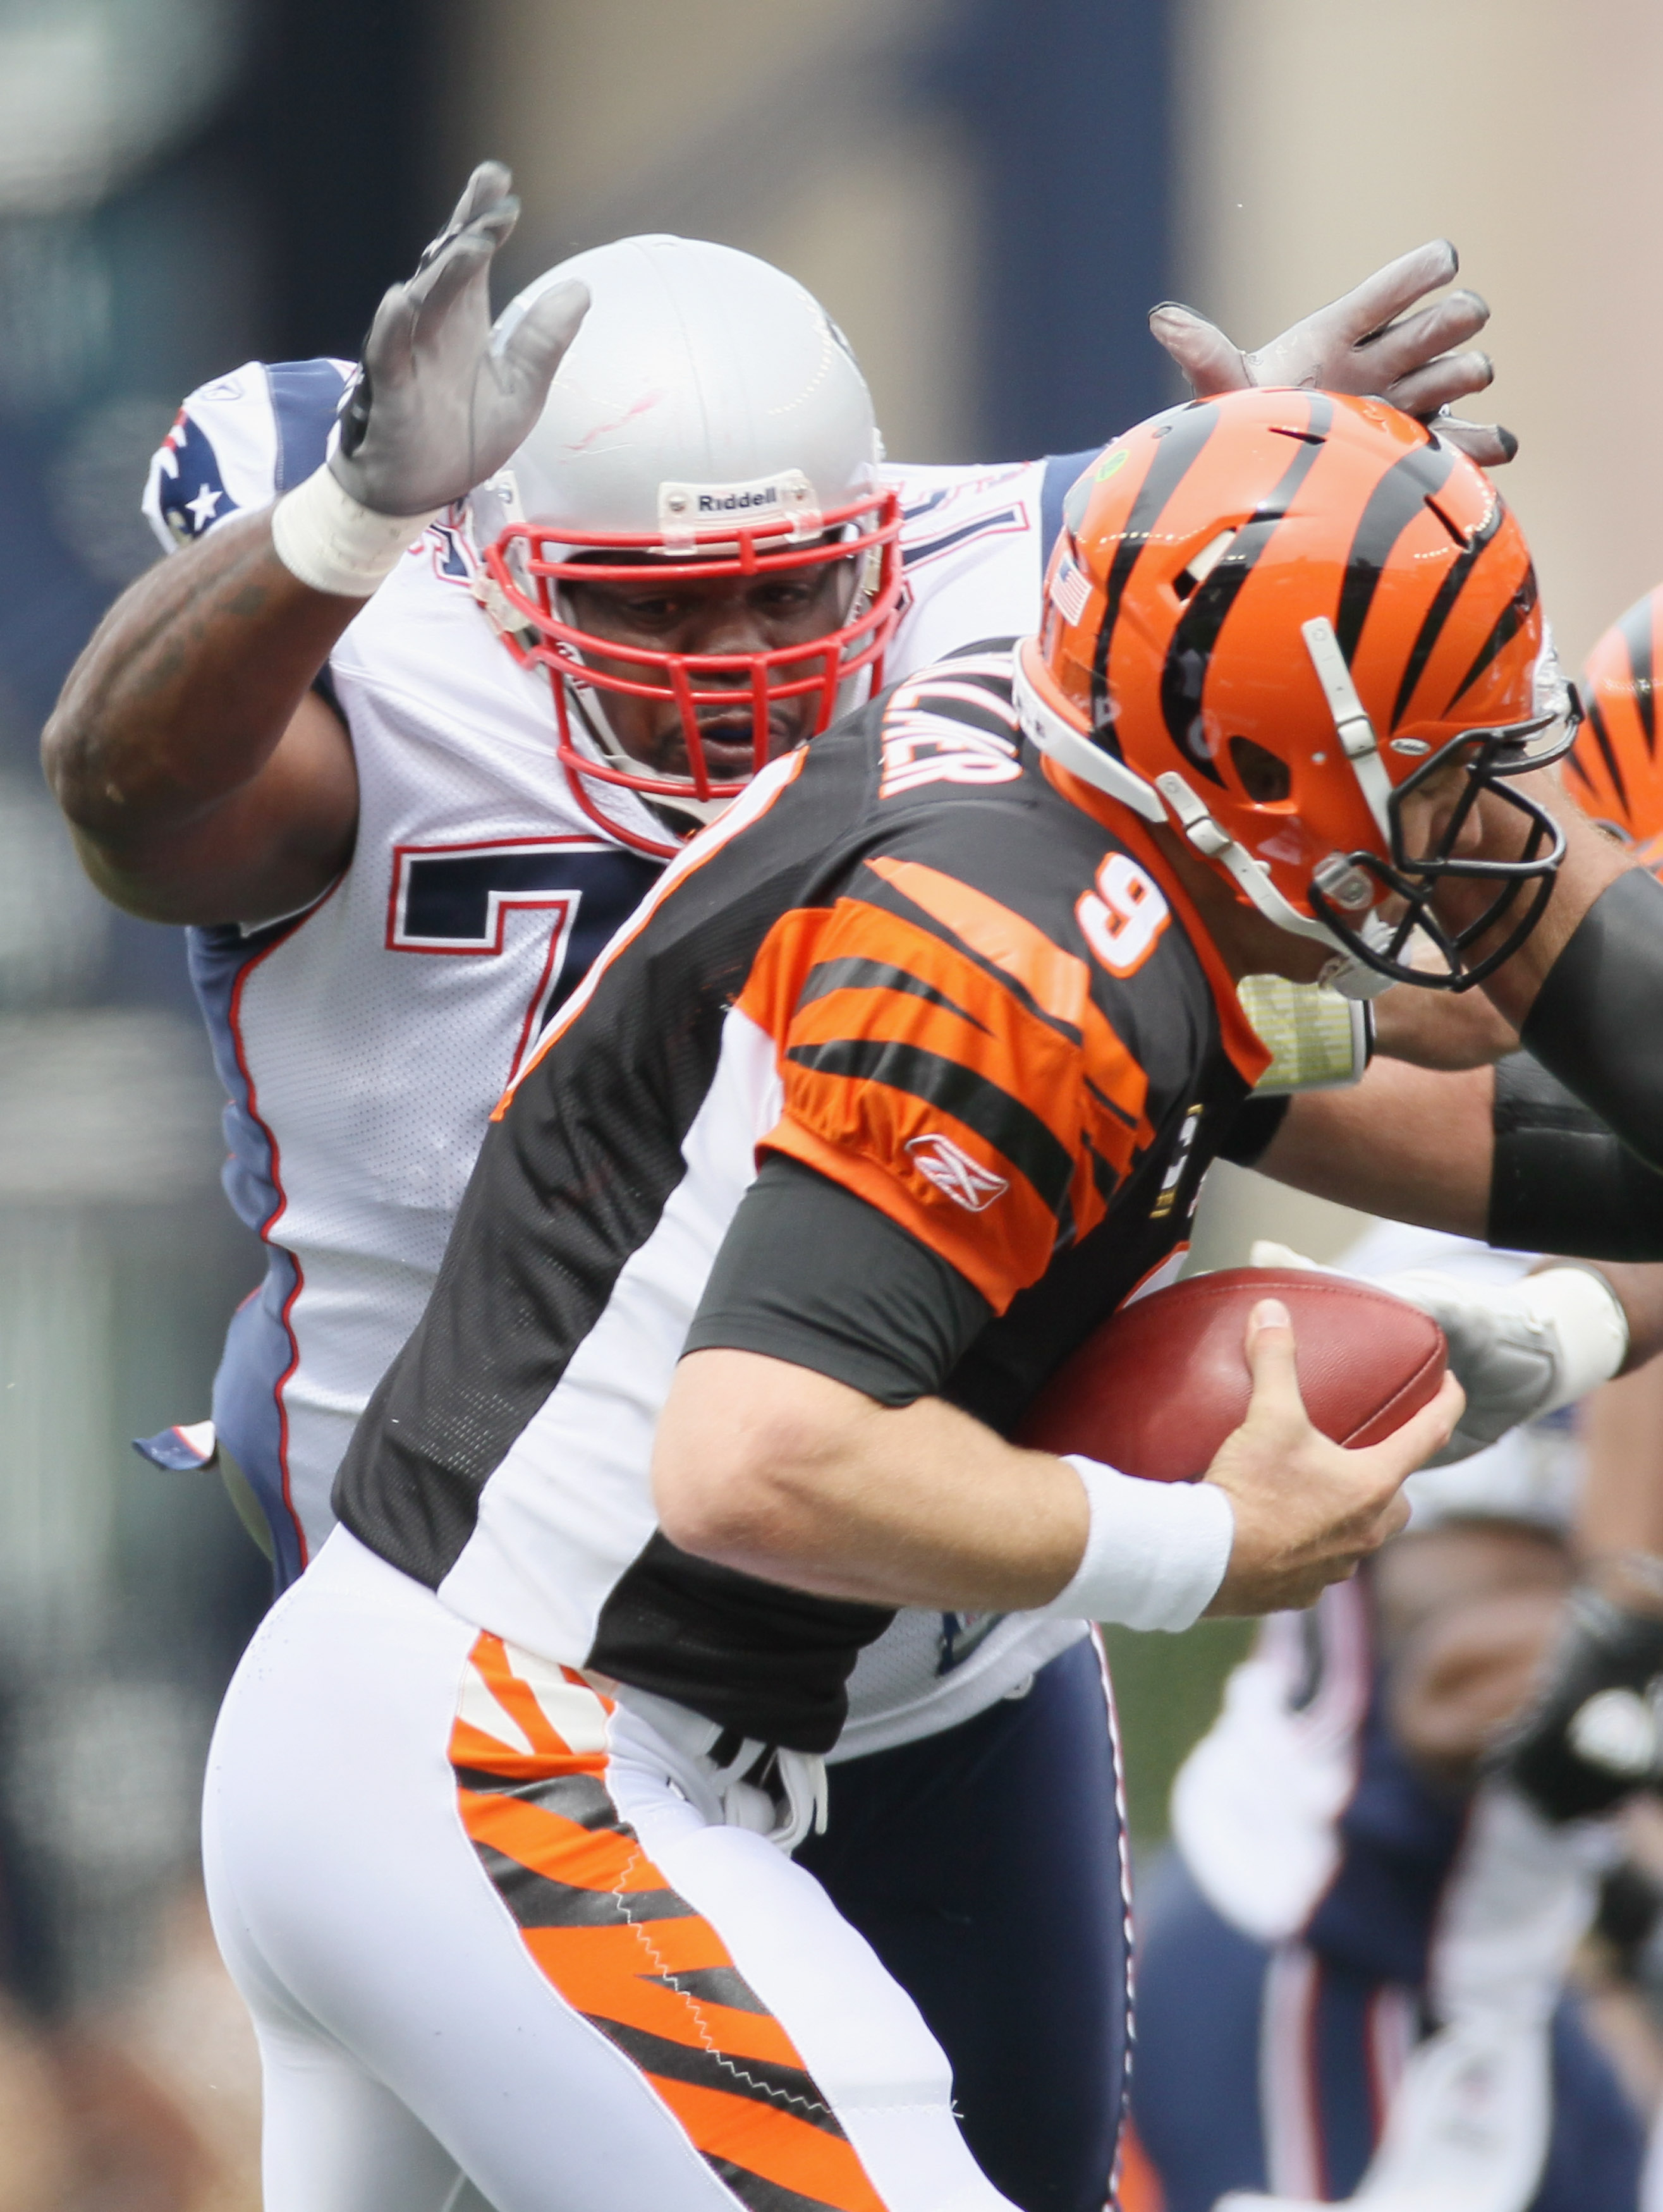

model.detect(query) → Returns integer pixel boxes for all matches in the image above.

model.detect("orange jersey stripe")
[864,853,1095,1027]
[737,888,1154,1305]
[762,1119,1052,1311]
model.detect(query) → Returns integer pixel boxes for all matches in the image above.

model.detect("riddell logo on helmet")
[699,485,782,513]
[659,470,819,540]
[906,1133,1009,1212]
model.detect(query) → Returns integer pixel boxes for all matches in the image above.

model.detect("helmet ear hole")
[1228,734,1291,804]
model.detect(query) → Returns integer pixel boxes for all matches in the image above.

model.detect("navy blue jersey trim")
[902,509,1023,569]
[1040,449,1100,566]
[265,360,351,494]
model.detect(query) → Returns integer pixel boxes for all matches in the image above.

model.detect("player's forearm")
[655,1349,1089,1611]
[1260,1058,1494,1236]
[42,507,355,846]
[1465,781,1635,1031]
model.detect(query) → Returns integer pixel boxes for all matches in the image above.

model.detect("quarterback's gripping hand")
[330,161,589,518]
[1149,239,1518,468]
[1248,1243,1629,1466]
[1490,1572,1663,1820]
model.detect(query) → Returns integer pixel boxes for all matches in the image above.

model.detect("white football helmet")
[469,235,904,856]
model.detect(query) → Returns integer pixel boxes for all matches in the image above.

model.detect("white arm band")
[269,464,442,599]
[1528,1263,1629,1413]
[1040,1455,1234,1632]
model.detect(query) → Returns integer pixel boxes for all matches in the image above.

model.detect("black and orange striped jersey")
[334,645,1271,1749]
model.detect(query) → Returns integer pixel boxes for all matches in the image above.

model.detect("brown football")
[1016,1267,1447,1483]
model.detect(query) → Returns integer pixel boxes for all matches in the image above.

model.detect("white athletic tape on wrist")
[1042,1455,1234,1632]
[270,465,442,599]
[1526,1264,1629,1411]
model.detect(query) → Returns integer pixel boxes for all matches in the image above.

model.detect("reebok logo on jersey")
[906,1133,1010,1212]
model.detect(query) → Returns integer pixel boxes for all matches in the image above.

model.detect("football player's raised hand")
[330,161,589,519]
[1149,239,1518,468]
[1202,1297,1461,1615]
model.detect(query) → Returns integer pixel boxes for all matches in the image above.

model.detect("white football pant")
[202,1528,1012,2212]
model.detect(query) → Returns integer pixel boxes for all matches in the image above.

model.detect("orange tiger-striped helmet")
[1012,387,1575,993]
[1566,585,1663,860]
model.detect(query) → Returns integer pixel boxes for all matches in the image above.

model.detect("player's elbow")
[655,1457,791,1571]
[653,1421,815,1570]
[653,1349,852,1572]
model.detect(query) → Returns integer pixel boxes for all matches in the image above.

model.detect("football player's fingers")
[406,223,505,323]
[1325,237,1461,343]
[1147,303,1248,395]
[417,160,514,270]
[1425,415,1520,468]
[497,279,590,391]
[1240,1297,1312,1428]
[1384,349,1495,420]
[1353,288,1490,380]
[362,281,420,385]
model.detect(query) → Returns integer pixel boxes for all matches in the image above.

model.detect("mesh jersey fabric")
[333,647,1269,1749]
[145,357,1102,1737]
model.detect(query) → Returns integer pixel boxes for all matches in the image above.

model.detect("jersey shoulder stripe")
[143,356,353,553]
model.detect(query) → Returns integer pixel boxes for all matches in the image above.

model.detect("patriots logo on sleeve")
[154,409,240,543]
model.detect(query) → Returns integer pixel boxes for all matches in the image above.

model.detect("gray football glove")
[1250,1243,1629,1464]
[330,161,589,519]
[1150,239,1517,468]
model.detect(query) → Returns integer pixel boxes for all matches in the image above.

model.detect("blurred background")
[1,0,1660,2200]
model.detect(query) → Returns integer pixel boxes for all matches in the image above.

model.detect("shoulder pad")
[142,357,354,554]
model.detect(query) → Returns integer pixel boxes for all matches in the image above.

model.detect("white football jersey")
[145,360,1098,1747]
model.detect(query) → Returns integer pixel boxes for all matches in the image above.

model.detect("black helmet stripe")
[1581,698,1631,820]
[1158,394,1334,782]
[1389,496,1505,731]
[1446,561,1538,710]
[1334,441,1458,667]
[1088,402,1221,738]
[1618,592,1657,757]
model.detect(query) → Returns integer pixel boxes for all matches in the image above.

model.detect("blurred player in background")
[41,166,1513,2212]
[1128,1224,1647,2212]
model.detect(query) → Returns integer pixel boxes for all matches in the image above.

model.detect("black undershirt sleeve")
[1489,1051,1663,1259]
[1217,1093,1290,1169]
[684,1154,994,1405]
[1521,868,1663,1176]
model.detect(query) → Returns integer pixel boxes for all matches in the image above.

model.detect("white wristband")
[1040,1455,1234,1633]
[1527,1265,1629,1412]
[270,464,442,599]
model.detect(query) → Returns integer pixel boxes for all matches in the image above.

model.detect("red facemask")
[482,489,906,858]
